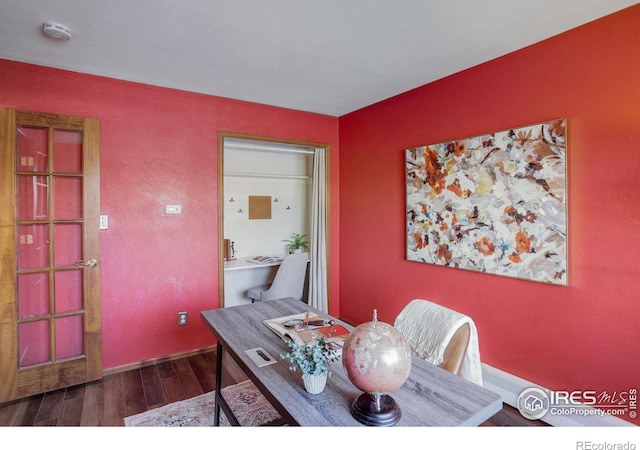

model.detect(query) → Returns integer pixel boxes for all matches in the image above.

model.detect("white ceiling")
[1,0,638,117]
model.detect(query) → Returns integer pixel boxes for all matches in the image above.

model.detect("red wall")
[2,4,638,426]
[338,6,640,424]
[1,59,340,369]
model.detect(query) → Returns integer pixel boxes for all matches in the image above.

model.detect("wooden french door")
[0,108,102,403]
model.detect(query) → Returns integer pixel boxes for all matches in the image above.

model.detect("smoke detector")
[42,22,72,41]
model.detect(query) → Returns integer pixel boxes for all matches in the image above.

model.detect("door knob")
[76,258,98,268]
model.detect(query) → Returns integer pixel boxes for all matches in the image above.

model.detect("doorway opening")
[218,132,330,311]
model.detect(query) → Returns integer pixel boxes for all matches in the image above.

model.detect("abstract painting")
[406,119,567,285]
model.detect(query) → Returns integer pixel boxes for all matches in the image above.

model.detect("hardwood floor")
[0,350,547,427]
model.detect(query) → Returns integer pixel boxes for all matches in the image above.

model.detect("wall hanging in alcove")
[248,195,272,220]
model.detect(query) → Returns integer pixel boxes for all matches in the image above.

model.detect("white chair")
[394,299,483,386]
[247,252,309,302]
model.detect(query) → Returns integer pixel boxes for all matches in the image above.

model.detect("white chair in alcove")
[247,252,309,302]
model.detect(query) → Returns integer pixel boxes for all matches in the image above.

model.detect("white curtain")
[309,147,328,312]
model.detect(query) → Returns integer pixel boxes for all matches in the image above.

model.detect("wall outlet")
[178,311,188,326]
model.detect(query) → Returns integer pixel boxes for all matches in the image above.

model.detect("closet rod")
[225,141,315,155]
[224,171,310,180]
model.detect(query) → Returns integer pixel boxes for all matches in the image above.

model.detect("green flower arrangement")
[280,335,339,376]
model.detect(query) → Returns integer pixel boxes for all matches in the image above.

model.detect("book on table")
[263,312,350,350]
[247,255,283,264]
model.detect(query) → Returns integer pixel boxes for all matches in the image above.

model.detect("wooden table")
[200,298,502,426]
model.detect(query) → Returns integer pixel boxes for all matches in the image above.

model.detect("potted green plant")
[282,233,309,254]
[280,336,339,394]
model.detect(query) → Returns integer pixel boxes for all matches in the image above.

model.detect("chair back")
[394,299,483,385]
[261,252,309,301]
[440,322,470,376]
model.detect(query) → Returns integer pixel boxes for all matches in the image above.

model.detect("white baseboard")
[481,363,635,427]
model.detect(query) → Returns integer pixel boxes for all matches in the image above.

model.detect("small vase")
[302,374,327,394]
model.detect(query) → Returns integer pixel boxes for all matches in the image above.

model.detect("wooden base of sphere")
[350,393,401,426]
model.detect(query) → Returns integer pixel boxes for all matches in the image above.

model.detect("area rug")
[124,380,282,427]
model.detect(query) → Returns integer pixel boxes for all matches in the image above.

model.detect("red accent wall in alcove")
[338,5,640,424]
[1,59,340,369]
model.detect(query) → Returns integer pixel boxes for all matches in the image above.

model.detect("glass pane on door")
[53,224,82,267]
[19,321,50,367]
[54,176,82,220]
[17,224,49,270]
[53,130,82,174]
[16,175,49,220]
[54,270,83,313]
[56,315,84,359]
[18,273,50,318]
[16,126,48,173]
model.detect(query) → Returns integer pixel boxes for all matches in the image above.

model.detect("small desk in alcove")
[223,258,282,307]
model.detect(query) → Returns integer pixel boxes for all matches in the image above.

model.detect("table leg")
[214,342,223,426]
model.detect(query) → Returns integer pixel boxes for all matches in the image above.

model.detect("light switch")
[100,215,109,230]
[166,205,182,214]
